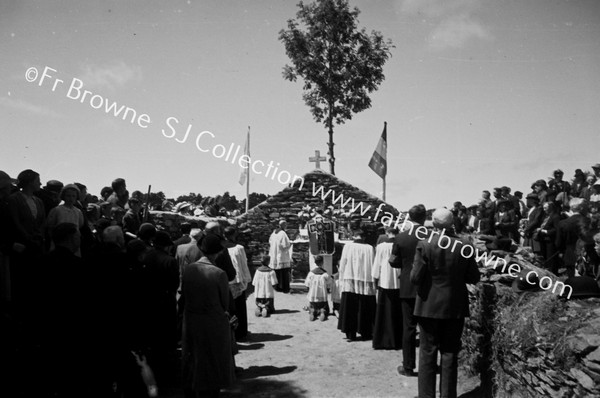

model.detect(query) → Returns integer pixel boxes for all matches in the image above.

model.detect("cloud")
[79,61,142,90]
[399,0,492,50]
[429,13,490,50]
[0,96,61,118]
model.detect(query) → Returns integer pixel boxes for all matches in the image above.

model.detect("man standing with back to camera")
[410,208,480,398]
[390,204,428,377]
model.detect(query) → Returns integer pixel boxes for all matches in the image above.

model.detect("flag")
[238,127,250,185]
[368,122,387,179]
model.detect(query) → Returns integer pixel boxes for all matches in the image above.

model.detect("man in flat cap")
[411,208,480,398]
[592,163,600,180]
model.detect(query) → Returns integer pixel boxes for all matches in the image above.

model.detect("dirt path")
[222,284,418,398]
[163,284,481,398]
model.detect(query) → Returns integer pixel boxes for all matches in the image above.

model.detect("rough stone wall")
[148,210,234,239]
[459,251,600,397]
[234,169,400,278]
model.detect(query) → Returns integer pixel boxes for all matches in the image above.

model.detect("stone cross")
[309,150,326,169]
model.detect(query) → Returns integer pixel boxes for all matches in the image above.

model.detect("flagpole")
[383,121,387,201]
[245,126,250,214]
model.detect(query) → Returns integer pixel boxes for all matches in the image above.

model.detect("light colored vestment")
[305,269,331,303]
[371,242,401,290]
[268,229,292,269]
[227,244,252,299]
[252,268,278,299]
[338,241,376,296]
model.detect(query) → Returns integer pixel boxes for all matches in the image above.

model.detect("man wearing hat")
[572,169,587,198]
[34,179,63,215]
[410,208,480,398]
[548,169,571,207]
[592,163,600,180]
[523,193,544,251]
[532,180,548,203]
[580,175,597,201]
[122,195,143,239]
[390,204,428,377]
[493,199,518,241]
[557,198,590,277]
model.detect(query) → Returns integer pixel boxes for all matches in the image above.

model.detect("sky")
[1,0,600,211]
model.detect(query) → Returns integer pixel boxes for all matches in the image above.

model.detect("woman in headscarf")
[181,234,234,398]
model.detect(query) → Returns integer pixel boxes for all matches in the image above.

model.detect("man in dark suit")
[390,204,428,377]
[523,193,544,251]
[556,198,589,277]
[411,208,480,398]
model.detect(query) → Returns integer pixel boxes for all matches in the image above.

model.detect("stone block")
[588,347,600,363]
[570,368,595,391]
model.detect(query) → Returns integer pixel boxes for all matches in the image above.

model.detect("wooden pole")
[245,126,250,214]
[143,184,151,222]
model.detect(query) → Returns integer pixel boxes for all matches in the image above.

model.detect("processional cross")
[309,150,327,169]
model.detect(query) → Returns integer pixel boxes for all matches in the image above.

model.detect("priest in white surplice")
[268,219,293,293]
[371,227,402,349]
[337,229,376,341]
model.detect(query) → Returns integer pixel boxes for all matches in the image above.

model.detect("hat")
[574,169,585,177]
[200,234,223,255]
[138,223,156,241]
[432,208,454,228]
[592,163,600,170]
[0,171,13,189]
[44,180,64,192]
[279,219,287,226]
[511,272,543,293]
[526,193,540,201]
[60,184,81,200]
[17,169,39,189]
[553,169,564,176]
[153,231,173,248]
[561,276,600,299]
[126,238,148,256]
[174,202,191,212]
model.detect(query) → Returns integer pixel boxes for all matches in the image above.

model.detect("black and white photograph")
[2,1,600,397]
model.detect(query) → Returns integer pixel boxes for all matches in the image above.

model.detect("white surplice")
[371,242,401,290]
[338,241,376,296]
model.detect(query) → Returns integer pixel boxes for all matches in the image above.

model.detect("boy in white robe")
[305,255,332,321]
[252,256,278,317]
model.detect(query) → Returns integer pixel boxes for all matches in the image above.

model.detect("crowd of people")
[448,165,600,279]
[0,170,251,398]
[3,164,600,398]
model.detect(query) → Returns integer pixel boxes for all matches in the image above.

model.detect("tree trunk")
[327,116,335,175]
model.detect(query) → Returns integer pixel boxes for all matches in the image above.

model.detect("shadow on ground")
[249,332,293,342]
[238,365,297,379]
[274,309,300,315]
[236,342,265,350]
[222,377,307,397]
